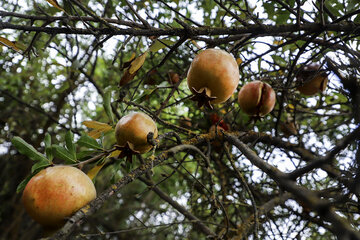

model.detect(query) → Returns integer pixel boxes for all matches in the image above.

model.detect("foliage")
[1,0,360,239]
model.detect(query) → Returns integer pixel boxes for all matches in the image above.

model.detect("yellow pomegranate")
[187,48,239,108]
[22,165,96,228]
[115,112,158,154]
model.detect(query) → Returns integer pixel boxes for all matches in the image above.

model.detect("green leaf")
[52,145,78,163]
[263,2,275,19]
[77,150,97,161]
[44,133,53,162]
[355,14,360,23]
[324,2,342,17]
[31,160,51,173]
[348,0,358,11]
[149,39,175,53]
[16,167,44,193]
[16,175,32,193]
[77,135,102,150]
[44,133,51,148]
[135,88,157,103]
[103,88,115,125]
[276,11,290,24]
[65,131,77,161]
[258,57,262,72]
[272,55,287,66]
[125,159,132,171]
[12,137,48,162]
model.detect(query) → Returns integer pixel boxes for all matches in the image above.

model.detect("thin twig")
[224,145,259,240]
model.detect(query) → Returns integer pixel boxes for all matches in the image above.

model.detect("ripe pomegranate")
[187,48,239,108]
[296,64,328,96]
[237,81,276,117]
[22,165,96,228]
[115,112,158,154]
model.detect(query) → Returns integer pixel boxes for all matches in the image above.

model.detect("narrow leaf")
[44,133,51,148]
[77,150,97,160]
[0,37,21,52]
[46,0,64,11]
[121,52,136,70]
[87,128,113,139]
[82,121,113,131]
[129,51,148,74]
[87,160,106,180]
[16,175,33,193]
[109,150,121,158]
[65,131,77,160]
[31,160,51,173]
[149,39,175,53]
[77,135,102,149]
[16,167,44,193]
[44,133,53,162]
[103,89,115,124]
[12,137,48,162]
[52,145,77,163]
[88,129,102,139]
[120,68,137,86]
[236,58,242,65]
[83,120,113,139]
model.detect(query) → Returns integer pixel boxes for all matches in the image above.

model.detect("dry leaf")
[88,129,103,139]
[236,58,242,65]
[119,68,137,86]
[129,51,148,74]
[121,52,136,70]
[83,121,112,130]
[46,0,64,11]
[0,37,21,52]
[87,161,106,180]
[109,150,121,158]
[82,121,113,139]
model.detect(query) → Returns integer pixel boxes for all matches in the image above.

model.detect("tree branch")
[49,144,212,239]
[139,176,216,238]
[1,22,359,37]
[224,133,360,239]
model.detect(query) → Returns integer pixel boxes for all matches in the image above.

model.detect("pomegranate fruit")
[115,112,158,154]
[237,81,276,117]
[296,64,328,96]
[22,165,96,228]
[187,48,239,108]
